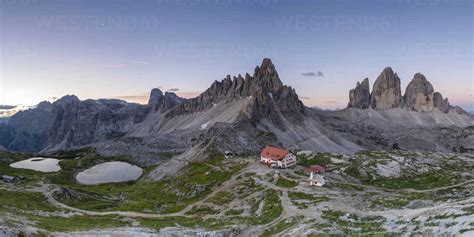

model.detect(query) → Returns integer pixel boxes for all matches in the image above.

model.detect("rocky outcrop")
[431,92,467,115]
[370,67,402,109]
[148,88,163,105]
[403,73,434,112]
[148,88,184,111]
[348,78,370,109]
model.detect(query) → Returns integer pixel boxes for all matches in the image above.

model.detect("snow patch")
[201,122,209,130]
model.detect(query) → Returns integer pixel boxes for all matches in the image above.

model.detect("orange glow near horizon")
[110,91,202,105]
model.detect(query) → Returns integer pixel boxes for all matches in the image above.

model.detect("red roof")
[260,146,289,161]
[305,165,325,173]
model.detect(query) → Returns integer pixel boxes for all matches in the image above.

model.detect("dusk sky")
[1,0,473,110]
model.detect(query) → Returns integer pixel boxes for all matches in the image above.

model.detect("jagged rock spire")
[253,58,284,94]
[370,67,402,109]
[403,73,435,112]
[348,78,370,109]
[433,92,451,113]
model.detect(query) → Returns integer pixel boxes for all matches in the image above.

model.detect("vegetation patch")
[206,191,234,205]
[224,208,243,216]
[275,176,298,188]
[234,177,264,198]
[53,188,119,211]
[0,190,60,212]
[249,189,283,225]
[137,216,203,231]
[321,210,386,234]
[185,205,219,215]
[297,152,333,167]
[30,215,125,232]
[368,171,464,190]
[288,191,330,209]
[262,216,303,237]
[370,197,409,209]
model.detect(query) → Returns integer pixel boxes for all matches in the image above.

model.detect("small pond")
[75,161,143,185]
[10,157,61,172]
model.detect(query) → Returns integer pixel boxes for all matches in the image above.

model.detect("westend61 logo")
[35,15,161,32]
[274,15,398,33]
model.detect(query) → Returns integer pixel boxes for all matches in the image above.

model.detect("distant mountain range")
[0,105,33,118]
[0,105,34,125]
[0,59,473,176]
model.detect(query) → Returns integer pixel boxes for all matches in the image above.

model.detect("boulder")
[403,73,434,112]
[370,67,402,109]
[348,78,370,109]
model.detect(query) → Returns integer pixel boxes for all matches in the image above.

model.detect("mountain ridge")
[0,58,473,162]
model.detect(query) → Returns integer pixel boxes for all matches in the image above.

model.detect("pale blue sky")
[1,0,473,110]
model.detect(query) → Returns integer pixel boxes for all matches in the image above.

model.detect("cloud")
[167,88,179,92]
[130,61,150,65]
[301,71,324,77]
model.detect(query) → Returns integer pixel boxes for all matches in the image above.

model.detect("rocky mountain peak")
[252,58,284,94]
[370,67,402,109]
[148,88,164,105]
[403,73,435,112]
[162,92,184,109]
[348,78,370,109]
[165,58,305,127]
[382,66,394,74]
[147,88,183,112]
[55,95,80,105]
